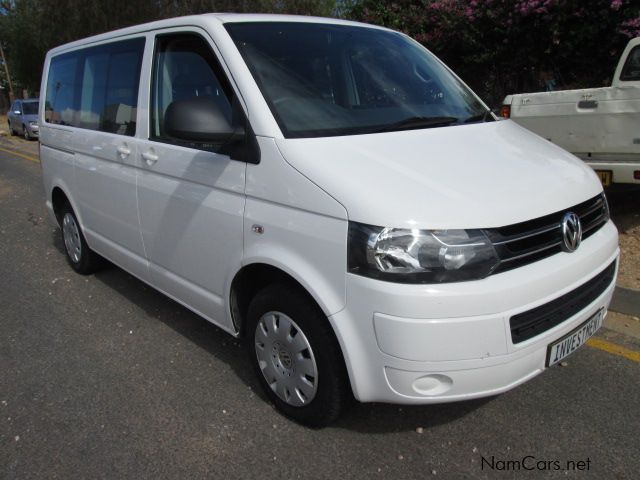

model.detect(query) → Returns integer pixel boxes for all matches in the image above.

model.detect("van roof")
[47,13,389,56]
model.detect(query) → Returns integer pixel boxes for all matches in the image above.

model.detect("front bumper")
[329,221,619,404]
[27,124,39,137]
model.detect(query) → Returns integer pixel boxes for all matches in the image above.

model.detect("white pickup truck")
[502,37,640,186]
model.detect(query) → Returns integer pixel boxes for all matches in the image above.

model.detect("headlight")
[29,121,38,127]
[601,192,610,221]
[348,222,500,283]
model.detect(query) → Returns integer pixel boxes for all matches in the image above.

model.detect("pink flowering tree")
[348,0,640,105]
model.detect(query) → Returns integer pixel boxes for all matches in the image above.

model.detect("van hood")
[275,120,603,229]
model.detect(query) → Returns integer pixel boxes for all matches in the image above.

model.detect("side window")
[46,37,144,135]
[620,46,640,82]
[151,33,235,150]
[79,51,108,129]
[103,49,142,134]
[78,38,144,135]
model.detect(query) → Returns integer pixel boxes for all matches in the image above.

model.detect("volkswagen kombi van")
[40,14,619,426]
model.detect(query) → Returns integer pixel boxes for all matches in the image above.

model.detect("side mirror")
[164,97,243,143]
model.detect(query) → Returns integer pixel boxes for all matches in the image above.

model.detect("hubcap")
[62,213,82,263]
[254,311,318,407]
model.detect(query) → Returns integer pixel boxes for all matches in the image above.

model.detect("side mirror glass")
[164,98,244,144]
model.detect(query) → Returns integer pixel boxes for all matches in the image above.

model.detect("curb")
[610,286,640,317]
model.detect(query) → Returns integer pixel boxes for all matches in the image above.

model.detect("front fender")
[240,198,348,317]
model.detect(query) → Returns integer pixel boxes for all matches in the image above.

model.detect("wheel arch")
[229,261,342,338]
[50,183,84,230]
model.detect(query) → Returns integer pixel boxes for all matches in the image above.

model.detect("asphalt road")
[1,144,639,479]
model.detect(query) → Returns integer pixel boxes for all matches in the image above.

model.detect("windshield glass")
[22,102,39,115]
[225,22,489,138]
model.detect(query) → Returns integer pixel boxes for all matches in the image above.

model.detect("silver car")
[7,99,39,140]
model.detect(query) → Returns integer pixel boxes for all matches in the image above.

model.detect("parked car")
[39,14,619,426]
[502,37,640,186]
[7,98,40,140]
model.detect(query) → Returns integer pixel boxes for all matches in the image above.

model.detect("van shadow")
[335,397,493,433]
[51,231,490,432]
[50,229,258,389]
[606,184,640,233]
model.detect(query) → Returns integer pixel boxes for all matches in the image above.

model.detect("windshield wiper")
[371,116,459,133]
[463,110,495,124]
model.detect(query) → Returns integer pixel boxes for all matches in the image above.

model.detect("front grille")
[509,261,616,344]
[487,193,609,274]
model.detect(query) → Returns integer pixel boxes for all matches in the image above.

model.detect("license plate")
[595,170,612,187]
[546,308,604,367]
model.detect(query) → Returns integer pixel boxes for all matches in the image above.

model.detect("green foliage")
[0,0,337,94]
[2,0,638,105]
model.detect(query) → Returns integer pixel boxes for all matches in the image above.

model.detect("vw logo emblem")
[561,212,582,252]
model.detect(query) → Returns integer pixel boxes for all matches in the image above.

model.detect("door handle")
[116,145,131,159]
[141,150,159,166]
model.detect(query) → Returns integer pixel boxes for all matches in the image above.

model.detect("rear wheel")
[246,283,351,427]
[8,121,16,136]
[59,204,103,274]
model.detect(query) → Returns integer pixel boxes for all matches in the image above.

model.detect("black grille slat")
[500,231,560,255]
[492,224,560,245]
[497,241,562,264]
[509,261,616,344]
[577,199,604,218]
[487,193,608,274]
[583,218,605,235]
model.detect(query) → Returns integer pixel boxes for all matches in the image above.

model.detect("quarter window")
[45,54,78,125]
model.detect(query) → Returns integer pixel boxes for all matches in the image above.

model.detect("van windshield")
[225,22,490,138]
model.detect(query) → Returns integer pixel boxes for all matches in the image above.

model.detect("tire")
[59,204,103,274]
[8,122,16,136]
[23,125,30,140]
[246,283,351,427]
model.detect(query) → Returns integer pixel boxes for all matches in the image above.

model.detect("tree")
[0,0,338,95]
[348,0,640,105]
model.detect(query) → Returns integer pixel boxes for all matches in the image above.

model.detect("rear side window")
[45,37,145,135]
[620,46,640,82]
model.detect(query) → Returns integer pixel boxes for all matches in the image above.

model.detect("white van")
[40,14,619,426]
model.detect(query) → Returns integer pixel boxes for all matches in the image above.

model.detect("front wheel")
[23,125,31,140]
[246,284,351,427]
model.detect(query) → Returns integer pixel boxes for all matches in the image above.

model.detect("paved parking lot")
[1,136,639,479]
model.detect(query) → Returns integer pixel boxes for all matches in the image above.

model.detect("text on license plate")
[595,170,612,187]
[546,308,604,367]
